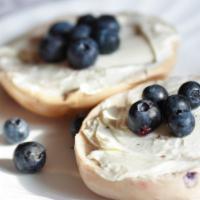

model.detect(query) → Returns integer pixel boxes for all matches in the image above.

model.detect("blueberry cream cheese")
[75,77,200,200]
[0,13,178,117]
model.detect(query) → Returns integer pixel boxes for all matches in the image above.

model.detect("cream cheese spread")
[82,77,200,181]
[0,13,178,100]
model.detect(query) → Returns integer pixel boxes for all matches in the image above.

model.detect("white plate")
[0,0,199,199]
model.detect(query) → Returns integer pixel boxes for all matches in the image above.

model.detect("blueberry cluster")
[128,81,200,137]
[39,14,120,69]
[3,118,46,173]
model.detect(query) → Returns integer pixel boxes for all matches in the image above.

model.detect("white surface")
[0,87,104,200]
[0,0,199,199]
[0,0,51,16]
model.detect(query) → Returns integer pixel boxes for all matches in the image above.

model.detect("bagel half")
[0,13,179,117]
[75,76,200,200]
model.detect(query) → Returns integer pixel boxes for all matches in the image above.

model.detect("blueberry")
[95,15,120,33]
[70,25,91,40]
[168,110,195,137]
[70,113,86,137]
[142,84,168,106]
[49,21,73,38]
[14,142,46,173]
[128,100,162,136]
[164,95,191,118]
[178,81,200,109]
[39,35,66,62]
[93,29,120,54]
[67,38,99,69]
[3,118,29,144]
[77,14,96,27]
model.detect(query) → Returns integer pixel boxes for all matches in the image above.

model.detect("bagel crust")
[75,76,200,200]
[0,13,179,117]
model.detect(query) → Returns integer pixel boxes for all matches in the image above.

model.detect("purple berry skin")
[178,81,200,109]
[67,38,99,69]
[14,142,46,173]
[93,28,120,54]
[77,14,96,27]
[39,35,67,63]
[142,84,168,105]
[3,118,29,144]
[70,25,91,40]
[163,95,191,119]
[49,21,73,38]
[128,100,162,136]
[95,15,120,33]
[168,110,195,137]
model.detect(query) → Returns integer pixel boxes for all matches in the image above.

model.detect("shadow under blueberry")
[0,159,16,174]
[0,87,105,200]
[0,134,7,146]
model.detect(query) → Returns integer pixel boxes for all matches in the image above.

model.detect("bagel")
[0,13,179,117]
[75,76,200,200]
